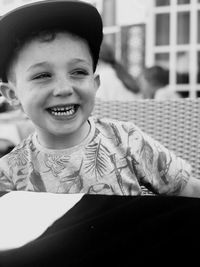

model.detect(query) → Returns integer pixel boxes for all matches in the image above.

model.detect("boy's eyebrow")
[27,62,49,71]
[70,58,92,66]
[27,59,92,71]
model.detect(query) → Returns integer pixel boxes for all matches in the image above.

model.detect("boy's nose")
[53,78,73,96]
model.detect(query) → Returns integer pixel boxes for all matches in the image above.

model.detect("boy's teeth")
[51,105,74,112]
[50,105,76,116]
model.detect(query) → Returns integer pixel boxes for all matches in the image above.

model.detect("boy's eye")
[32,73,51,80]
[70,69,89,77]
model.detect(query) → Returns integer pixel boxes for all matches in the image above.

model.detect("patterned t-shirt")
[0,116,191,195]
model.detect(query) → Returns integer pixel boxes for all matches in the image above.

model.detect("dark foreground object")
[0,193,199,266]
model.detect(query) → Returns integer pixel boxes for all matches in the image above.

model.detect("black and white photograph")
[0,0,200,266]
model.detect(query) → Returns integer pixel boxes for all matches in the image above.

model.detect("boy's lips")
[46,104,79,117]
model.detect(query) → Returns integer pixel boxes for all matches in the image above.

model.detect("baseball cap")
[0,0,103,82]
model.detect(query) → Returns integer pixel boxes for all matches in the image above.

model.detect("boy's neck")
[35,120,91,150]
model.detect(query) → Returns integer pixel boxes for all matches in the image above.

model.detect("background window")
[197,51,200,83]
[176,52,189,84]
[155,53,169,69]
[177,12,190,44]
[198,11,200,43]
[155,14,170,46]
[155,0,170,6]
[178,0,190,4]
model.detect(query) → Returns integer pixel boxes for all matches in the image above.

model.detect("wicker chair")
[93,98,200,181]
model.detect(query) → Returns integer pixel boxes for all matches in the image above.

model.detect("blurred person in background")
[0,90,34,158]
[138,65,181,99]
[96,42,140,101]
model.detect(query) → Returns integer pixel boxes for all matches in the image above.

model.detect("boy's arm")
[179,177,200,198]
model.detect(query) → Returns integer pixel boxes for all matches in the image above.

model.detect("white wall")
[0,0,43,15]
[0,0,151,25]
[116,0,151,26]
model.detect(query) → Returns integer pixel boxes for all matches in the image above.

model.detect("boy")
[0,0,199,197]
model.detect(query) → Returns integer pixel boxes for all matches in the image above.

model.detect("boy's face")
[3,32,100,148]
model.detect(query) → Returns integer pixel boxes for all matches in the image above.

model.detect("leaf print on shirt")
[121,124,143,175]
[109,123,122,146]
[8,146,29,167]
[139,137,154,175]
[92,128,101,141]
[44,154,70,177]
[29,163,46,192]
[172,168,190,194]
[157,151,172,184]
[58,159,83,193]
[0,170,14,191]
[85,140,110,179]
[122,124,137,147]
[92,126,114,143]
[109,153,126,194]
[109,152,141,195]
[119,147,140,178]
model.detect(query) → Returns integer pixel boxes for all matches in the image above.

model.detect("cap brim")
[0,0,103,80]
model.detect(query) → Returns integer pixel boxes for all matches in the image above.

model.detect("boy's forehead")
[22,31,93,58]
[24,30,91,48]
[13,32,94,72]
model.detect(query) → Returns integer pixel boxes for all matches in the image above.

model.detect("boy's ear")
[0,82,20,107]
[94,74,100,91]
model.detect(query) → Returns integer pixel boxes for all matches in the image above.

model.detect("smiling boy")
[5,31,98,149]
[0,0,200,197]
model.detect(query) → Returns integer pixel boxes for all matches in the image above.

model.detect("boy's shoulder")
[93,115,129,125]
[0,134,34,164]
[92,115,140,132]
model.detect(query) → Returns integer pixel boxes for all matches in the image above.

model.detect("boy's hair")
[0,0,103,82]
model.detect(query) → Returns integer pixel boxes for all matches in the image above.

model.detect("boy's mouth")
[47,104,79,117]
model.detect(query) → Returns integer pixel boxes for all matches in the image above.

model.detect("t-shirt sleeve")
[126,123,191,195]
[0,167,15,192]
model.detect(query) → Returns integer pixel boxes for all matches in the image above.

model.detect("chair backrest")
[93,98,200,179]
